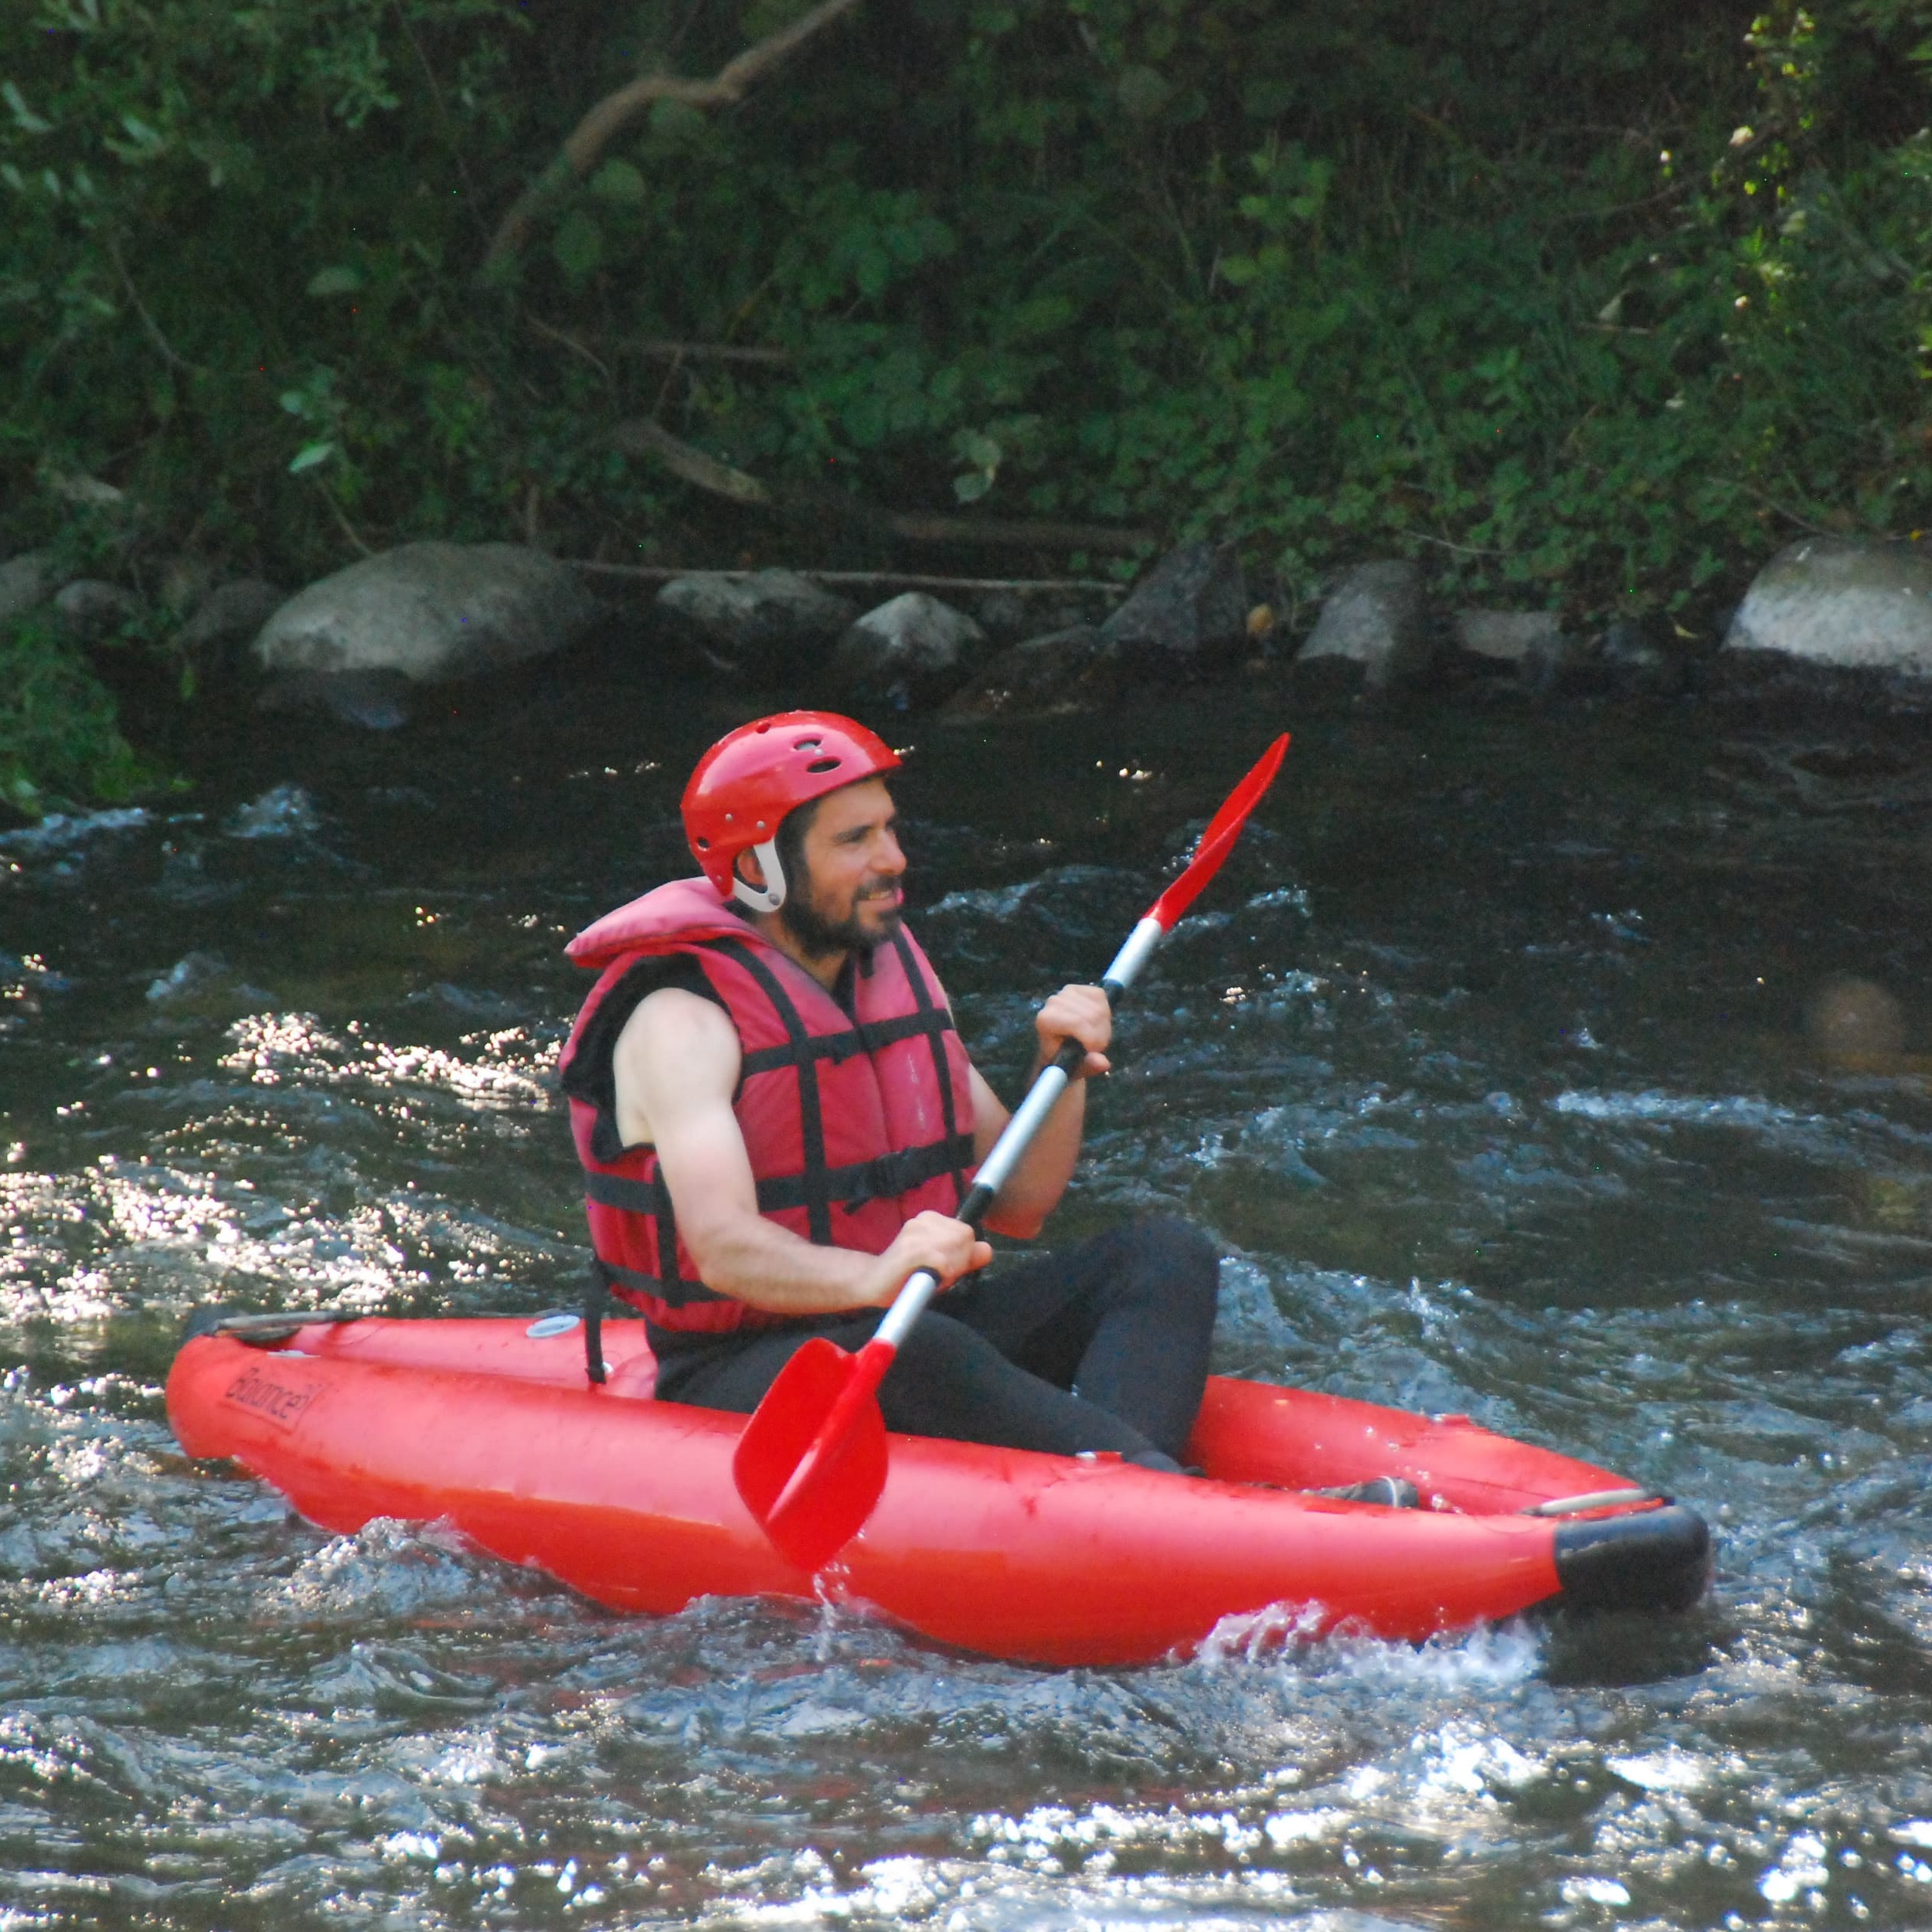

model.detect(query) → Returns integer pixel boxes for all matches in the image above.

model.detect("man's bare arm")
[967,982,1111,1239]
[611,989,989,1312]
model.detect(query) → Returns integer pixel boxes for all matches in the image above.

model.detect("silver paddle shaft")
[875,916,1167,1349]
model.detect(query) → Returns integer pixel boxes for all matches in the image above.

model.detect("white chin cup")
[730,838,787,913]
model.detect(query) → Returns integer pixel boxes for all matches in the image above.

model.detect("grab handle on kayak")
[1521,1487,1670,1516]
[184,1305,368,1348]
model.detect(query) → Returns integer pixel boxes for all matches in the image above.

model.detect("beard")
[779,879,903,961]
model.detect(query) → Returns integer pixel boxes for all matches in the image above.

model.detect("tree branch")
[529,322,792,364]
[101,229,202,375]
[484,0,865,270]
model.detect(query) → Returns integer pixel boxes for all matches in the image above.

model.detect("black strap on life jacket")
[583,1157,731,1300]
[584,1134,975,1223]
[736,1008,951,1076]
[702,937,835,1246]
[596,1255,730,1308]
[583,1158,713,1380]
[893,930,971,1205]
[583,1258,610,1385]
[755,1133,978,1211]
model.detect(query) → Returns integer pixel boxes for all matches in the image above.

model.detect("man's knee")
[888,1310,989,1385]
[1124,1213,1220,1311]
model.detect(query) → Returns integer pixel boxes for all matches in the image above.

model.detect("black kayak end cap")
[1553,1503,1712,1615]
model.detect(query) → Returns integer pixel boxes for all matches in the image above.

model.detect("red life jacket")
[559,878,976,1345]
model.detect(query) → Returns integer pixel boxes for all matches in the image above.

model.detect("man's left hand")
[1035,982,1111,1080]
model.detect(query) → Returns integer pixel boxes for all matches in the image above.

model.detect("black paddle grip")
[1050,1032,1089,1077]
[957,1179,996,1229]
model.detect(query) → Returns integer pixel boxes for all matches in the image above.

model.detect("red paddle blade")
[733,1336,891,1573]
[1148,733,1289,930]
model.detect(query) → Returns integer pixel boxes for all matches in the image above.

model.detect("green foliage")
[5,0,1932,801]
[0,614,146,815]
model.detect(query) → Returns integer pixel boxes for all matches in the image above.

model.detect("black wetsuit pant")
[651,1216,1220,1471]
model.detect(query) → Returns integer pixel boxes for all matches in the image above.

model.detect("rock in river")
[254,543,599,686]
[1726,536,1932,676]
[940,626,1121,720]
[832,593,988,710]
[180,578,286,663]
[655,569,857,680]
[1099,542,1249,673]
[1453,609,1561,668]
[1292,558,1431,693]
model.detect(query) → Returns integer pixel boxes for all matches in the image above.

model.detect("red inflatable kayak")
[167,1312,1709,1667]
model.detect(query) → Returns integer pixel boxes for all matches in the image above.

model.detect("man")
[558,710,1220,1473]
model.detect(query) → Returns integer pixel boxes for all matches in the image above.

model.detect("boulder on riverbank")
[181,578,285,665]
[1725,536,1932,676]
[53,579,141,643]
[0,549,69,626]
[1454,608,1561,668]
[940,626,1121,719]
[254,542,600,686]
[655,568,857,680]
[1099,541,1249,673]
[934,543,1253,718]
[1291,559,1431,694]
[831,592,989,711]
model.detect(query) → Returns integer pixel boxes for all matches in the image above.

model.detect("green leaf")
[2,82,52,135]
[590,158,647,205]
[854,243,890,301]
[553,209,604,279]
[288,440,337,474]
[953,471,993,502]
[954,429,1002,469]
[306,265,362,298]
[1117,66,1172,120]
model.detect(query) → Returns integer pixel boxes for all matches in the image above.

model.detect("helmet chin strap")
[730,838,787,913]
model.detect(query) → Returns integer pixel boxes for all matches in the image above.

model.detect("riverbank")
[12,520,1932,842]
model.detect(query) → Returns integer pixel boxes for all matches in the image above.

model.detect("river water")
[4,664,1932,1930]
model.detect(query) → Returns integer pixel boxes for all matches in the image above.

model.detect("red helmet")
[682,711,901,910]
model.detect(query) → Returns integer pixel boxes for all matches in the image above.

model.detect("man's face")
[780,777,906,959]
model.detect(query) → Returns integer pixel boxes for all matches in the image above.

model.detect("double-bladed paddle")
[732,733,1291,1572]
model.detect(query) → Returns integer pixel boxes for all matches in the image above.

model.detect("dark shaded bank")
[9,0,1932,802]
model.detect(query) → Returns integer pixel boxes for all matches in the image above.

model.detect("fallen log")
[611,417,1156,555]
[568,561,1126,596]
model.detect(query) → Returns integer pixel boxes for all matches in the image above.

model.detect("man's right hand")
[862,1209,992,1307]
